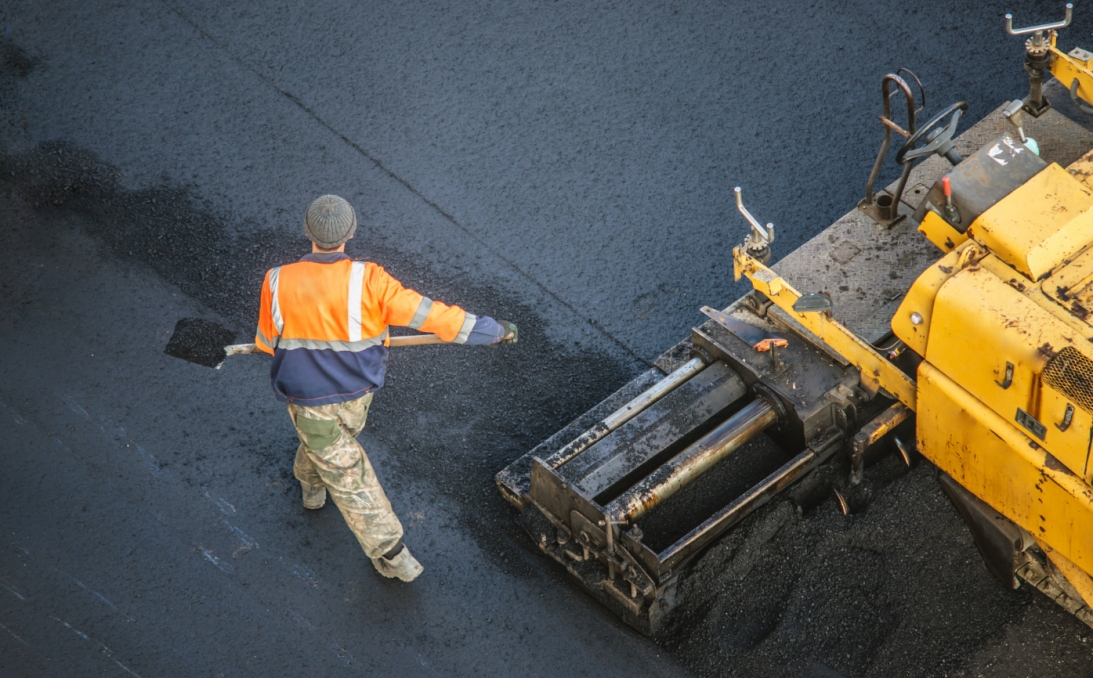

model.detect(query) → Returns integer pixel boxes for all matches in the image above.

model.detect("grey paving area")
[773,104,1093,343]
[3,1,1093,676]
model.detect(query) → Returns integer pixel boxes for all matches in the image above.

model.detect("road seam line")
[155,0,649,367]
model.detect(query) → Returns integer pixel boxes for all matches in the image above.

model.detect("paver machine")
[497,5,1093,634]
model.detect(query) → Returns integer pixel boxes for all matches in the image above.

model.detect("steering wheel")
[896,101,969,166]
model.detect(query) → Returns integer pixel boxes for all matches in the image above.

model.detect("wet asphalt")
[3,1,1093,676]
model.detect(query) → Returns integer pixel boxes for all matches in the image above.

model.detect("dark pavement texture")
[2,1,1093,676]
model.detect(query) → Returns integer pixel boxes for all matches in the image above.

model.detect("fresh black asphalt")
[2,2,1093,676]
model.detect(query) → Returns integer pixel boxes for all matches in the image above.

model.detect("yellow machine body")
[726,20,1093,624]
[892,153,1093,594]
[1050,36,1093,110]
[739,141,1093,612]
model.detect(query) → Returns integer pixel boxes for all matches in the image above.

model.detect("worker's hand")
[496,320,518,345]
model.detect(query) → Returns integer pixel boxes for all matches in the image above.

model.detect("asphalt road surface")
[2,1,1093,676]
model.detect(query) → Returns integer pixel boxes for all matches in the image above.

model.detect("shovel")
[164,317,453,369]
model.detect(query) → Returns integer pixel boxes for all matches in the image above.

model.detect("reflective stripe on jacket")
[256,252,502,405]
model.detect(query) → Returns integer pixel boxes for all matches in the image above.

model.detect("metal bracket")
[1056,403,1075,432]
[735,187,775,265]
[1003,99,1030,142]
[732,245,918,411]
[743,290,773,317]
[597,516,625,581]
[850,401,912,485]
[996,361,1014,389]
[700,305,787,352]
[792,293,833,314]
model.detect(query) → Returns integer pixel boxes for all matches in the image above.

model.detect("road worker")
[255,195,517,582]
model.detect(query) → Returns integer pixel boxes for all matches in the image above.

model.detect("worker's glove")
[496,320,518,345]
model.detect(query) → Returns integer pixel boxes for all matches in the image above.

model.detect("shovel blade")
[164,318,238,369]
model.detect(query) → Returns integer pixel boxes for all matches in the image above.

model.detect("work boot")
[371,542,423,582]
[301,481,326,510]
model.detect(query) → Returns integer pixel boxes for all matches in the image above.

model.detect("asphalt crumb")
[163,317,238,368]
[654,451,1093,677]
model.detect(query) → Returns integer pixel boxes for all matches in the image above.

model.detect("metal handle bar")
[863,73,918,207]
[895,67,926,119]
[223,333,448,356]
[734,187,773,245]
[1005,3,1072,36]
[734,187,763,234]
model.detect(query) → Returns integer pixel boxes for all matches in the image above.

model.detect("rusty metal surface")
[560,363,747,499]
[605,398,778,522]
[773,102,1093,344]
[544,357,710,472]
[656,429,844,572]
[851,401,913,484]
[1016,549,1093,629]
[495,367,664,508]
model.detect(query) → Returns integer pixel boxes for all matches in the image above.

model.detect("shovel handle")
[388,334,449,347]
[225,343,259,356]
[222,333,448,356]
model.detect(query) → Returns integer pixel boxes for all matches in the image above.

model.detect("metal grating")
[775,104,1093,345]
[1043,347,1093,414]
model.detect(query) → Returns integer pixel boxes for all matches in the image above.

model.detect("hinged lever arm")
[734,187,774,245]
[735,187,775,264]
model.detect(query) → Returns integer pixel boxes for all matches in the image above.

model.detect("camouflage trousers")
[287,393,404,559]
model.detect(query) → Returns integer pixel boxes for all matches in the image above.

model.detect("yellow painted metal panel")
[976,254,1093,339]
[1065,148,1093,192]
[927,261,1052,415]
[917,210,968,253]
[924,260,1093,476]
[1051,43,1093,115]
[917,363,1093,578]
[969,164,1093,281]
[733,247,917,410]
[1040,381,1093,482]
[1043,244,1093,325]
[891,243,969,357]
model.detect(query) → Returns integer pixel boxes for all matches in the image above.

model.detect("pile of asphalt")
[658,450,1093,677]
[634,432,793,554]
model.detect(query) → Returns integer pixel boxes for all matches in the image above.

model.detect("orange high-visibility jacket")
[256,253,503,405]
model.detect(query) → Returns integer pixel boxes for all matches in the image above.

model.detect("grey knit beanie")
[304,195,357,248]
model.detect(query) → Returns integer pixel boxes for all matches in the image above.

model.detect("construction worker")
[255,195,517,582]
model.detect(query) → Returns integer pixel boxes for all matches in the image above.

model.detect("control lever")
[1002,100,1028,142]
[1005,3,1074,116]
[942,176,960,225]
[1002,99,1041,154]
[735,187,775,265]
